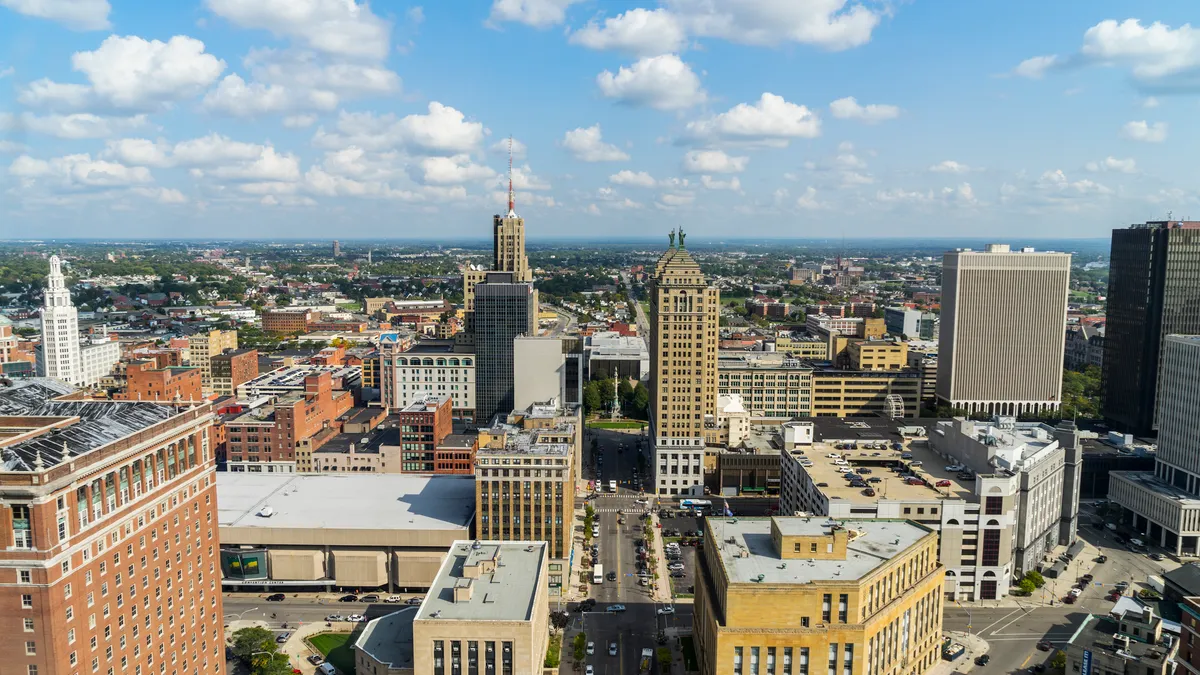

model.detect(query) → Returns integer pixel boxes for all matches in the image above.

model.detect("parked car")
[974,655,990,666]
[1115,581,1130,591]
[862,489,876,497]
[384,595,403,603]
[338,595,358,602]
[606,605,626,613]
[359,594,380,603]
[859,468,873,474]
[845,474,862,481]
[324,614,344,622]
[1037,641,1053,651]
[407,597,424,606]
[867,477,882,483]
[587,642,595,655]
[586,666,594,675]
[817,482,829,487]
[347,614,366,622]
[935,480,952,487]
[1150,552,1165,561]
[307,655,325,665]
[1063,595,1076,604]
[668,563,685,571]
[906,477,924,485]
[609,642,618,656]
[670,571,685,578]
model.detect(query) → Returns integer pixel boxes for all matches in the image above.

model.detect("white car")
[587,642,595,655]
[658,606,675,615]
[324,614,344,622]
[586,666,595,675]
[945,465,964,472]
[837,467,852,474]
[347,614,366,622]
[609,642,618,656]
[826,453,840,459]
[635,498,649,505]
[384,595,403,603]
[668,563,685,571]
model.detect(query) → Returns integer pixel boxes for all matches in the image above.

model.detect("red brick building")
[397,395,453,473]
[114,361,203,402]
[210,348,258,397]
[434,434,478,474]
[224,372,354,472]
[261,308,317,334]
[0,379,224,675]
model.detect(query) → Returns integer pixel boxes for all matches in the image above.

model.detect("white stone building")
[36,255,120,387]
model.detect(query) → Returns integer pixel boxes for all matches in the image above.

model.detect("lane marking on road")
[979,608,1023,635]
[993,608,1037,635]
[1020,653,1033,669]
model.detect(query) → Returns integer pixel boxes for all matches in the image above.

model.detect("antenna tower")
[507,136,515,215]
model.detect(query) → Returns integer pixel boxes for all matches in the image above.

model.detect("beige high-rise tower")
[464,140,533,312]
[649,229,719,496]
[937,243,1070,416]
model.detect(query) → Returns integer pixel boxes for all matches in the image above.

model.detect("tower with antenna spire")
[464,136,533,314]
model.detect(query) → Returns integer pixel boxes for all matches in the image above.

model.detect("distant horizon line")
[0,236,1112,244]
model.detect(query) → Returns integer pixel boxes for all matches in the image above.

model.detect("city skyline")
[2,1,1197,239]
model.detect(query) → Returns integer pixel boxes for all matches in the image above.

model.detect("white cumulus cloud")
[415,155,496,185]
[9,152,153,188]
[204,0,392,60]
[597,54,706,110]
[609,170,656,187]
[699,175,741,191]
[313,103,486,154]
[682,149,747,174]
[0,0,110,30]
[685,92,820,147]
[1,111,148,139]
[663,0,883,51]
[1122,120,1167,142]
[487,0,582,28]
[1085,156,1137,173]
[1013,55,1060,79]
[929,160,971,174]
[829,96,900,123]
[561,124,629,162]
[569,8,686,57]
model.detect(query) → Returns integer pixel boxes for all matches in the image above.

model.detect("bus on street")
[593,564,604,584]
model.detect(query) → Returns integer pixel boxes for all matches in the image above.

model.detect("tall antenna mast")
[507,135,515,216]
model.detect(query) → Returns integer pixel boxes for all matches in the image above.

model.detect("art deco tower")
[39,254,83,384]
[648,229,719,496]
[464,139,533,312]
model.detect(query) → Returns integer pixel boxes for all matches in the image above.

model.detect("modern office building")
[693,517,944,675]
[649,231,720,496]
[718,352,813,419]
[1102,221,1200,435]
[473,272,536,425]
[187,328,238,393]
[583,331,649,381]
[937,244,1071,415]
[1110,335,1200,555]
[217,473,475,590]
[36,255,121,387]
[381,338,476,422]
[844,340,907,371]
[474,402,579,578]
[811,368,922,419]
[884,306,938,340]
[513,336,566,411]
[778,415,1081,599]
[355,540,550,675]
[0,378,225,675]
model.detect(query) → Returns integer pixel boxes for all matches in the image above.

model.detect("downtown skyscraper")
[648,230,719,496]
[1102,221,1200,436]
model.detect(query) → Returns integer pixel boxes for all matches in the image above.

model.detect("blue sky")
[1,0,1196,240]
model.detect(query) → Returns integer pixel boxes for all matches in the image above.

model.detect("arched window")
[946,518,960,525]
[463,358,473,366]
[983,571,996,578]
[436,358,446,366]
[397,358,407,365]
[986,519,1000,527]
[449,358,460,366]
[422,358,434,366]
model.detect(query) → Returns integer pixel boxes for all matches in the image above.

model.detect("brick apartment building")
[210,348,258,397]
[261,309,317,334]
[224,372,354,472]
[397,395,453,473]
[114,361,203,402]
[0,379,224,675]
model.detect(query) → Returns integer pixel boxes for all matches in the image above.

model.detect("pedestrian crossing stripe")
[591,507,648,514]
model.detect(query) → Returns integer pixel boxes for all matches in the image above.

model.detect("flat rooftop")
[418,540,545,622]
[710,517,930,584]
[790,429,976,503]
[314,427,396,455]
[1111,471,1200,507]
[356,608,416,670]
[217,473,476,531]
[239,364,360,390]
[1068,614,1170,667]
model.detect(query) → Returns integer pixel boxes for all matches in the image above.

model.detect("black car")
[974,655,990,666]
[606,571,617,581]
[858,468,873,474]
[670,571,685,578]
[338,594,358,602]
[266,593,286,601]
[867,477,882,483]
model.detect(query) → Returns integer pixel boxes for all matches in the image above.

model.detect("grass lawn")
[587,420,647,429]
[679,636,699,671]
[309,632,356,674]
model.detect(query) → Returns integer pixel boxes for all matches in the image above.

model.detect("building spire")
[507,135,516,218]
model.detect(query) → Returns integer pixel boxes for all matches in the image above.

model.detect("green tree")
[599,378,616,406]
[1025,570,1045,588]
[1050,650,1066,670]
[1018,578,1036,595]
[573,633,587,662]
[583,382,603,414]
[230,627,275,663]
[618,378,634,402]
[631,383,649,418]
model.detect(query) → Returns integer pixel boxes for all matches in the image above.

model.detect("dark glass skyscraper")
[473,272,536,425]
[1102,221,1200,435]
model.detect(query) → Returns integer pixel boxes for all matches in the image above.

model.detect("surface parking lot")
[659,511,702,598]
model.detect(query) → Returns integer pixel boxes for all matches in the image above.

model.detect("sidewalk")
[225,618,346,675]
[928,631,989,675]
